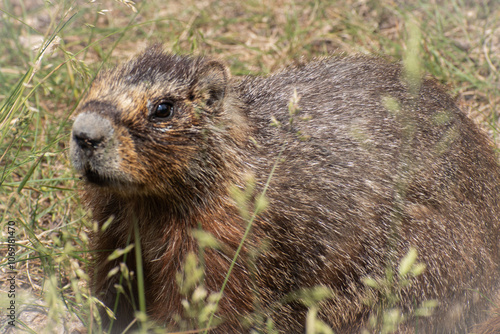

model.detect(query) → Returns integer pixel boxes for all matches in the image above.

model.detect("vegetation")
[0,0,498,332]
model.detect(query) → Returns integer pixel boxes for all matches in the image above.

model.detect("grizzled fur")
[70,46,500,333]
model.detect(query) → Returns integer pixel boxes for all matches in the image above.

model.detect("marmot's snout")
[70,111,120,186]
[72,112,113,154]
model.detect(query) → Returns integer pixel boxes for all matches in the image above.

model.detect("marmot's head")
[70,47,246,200]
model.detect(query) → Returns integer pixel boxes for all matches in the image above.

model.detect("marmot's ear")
[192,60,230,108]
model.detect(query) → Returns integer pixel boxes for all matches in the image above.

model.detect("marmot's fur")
[70,46,500,333]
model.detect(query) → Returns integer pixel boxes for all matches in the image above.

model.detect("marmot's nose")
[73,132,103,151]
[72,112,113,152]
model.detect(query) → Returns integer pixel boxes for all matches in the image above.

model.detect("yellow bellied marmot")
[70,46,500,333]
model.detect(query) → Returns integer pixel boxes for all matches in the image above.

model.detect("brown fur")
[475,311,500,334]
[70,46,500,333]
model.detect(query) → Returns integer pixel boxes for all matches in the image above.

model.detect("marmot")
[70,46,500,333]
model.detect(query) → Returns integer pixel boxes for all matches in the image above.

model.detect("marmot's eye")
[152,102,174,120]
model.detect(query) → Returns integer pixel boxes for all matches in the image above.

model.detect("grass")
[0,0,499,333]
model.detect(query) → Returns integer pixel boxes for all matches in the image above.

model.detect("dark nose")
[72,112,114,152]
[73,132,104,151]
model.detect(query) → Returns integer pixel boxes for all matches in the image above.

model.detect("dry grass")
[0,0,499,333]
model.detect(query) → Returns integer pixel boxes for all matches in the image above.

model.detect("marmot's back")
[70,47,500,333]
[238,56,500,331]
